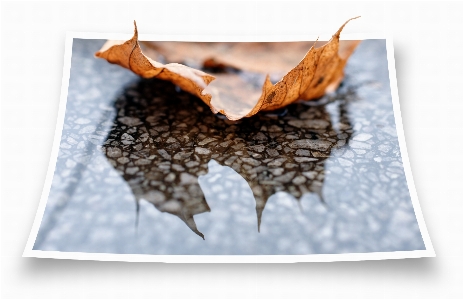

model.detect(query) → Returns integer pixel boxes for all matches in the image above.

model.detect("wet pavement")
[32,38,425,255]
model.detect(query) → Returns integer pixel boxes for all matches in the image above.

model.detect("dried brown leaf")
[95,18,360,120]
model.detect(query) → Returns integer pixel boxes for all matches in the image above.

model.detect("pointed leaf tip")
[133,20,138,38]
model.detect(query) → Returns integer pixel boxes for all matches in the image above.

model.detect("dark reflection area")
[101,77,355,239]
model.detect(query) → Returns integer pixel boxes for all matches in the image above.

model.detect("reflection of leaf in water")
[95,18,360,120]
[101,78,354,238]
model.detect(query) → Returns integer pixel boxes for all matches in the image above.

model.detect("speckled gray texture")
[33,38,425,255]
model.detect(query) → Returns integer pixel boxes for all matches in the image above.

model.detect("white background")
[1,1,462,298]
